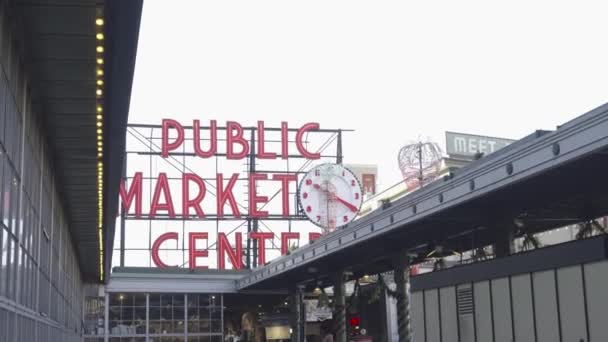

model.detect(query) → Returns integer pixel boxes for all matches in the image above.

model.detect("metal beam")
[237,103,608,289]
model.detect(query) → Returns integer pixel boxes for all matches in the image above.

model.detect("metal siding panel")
[357,225,372,238]
[417,198,436,214]
[474,167,505,189]
[425,290,441,342]
[474,281,493,341]
[328,240,339,250]
[557,266,587,342]
[532,270,560,342]
[340,233,354,245]
[393,207,414,222]
[457,284,475,342]
[412,291,426,342]
[442,182,469,202]
[440,287,459,342]
[491,278,513,342]
[584,260,608,342]
[375,217,392,231]
[511,274,535,342]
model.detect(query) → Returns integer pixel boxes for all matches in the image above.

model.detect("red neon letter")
[296,122,321,159]
[249,173,269,218]
[272,173,297,217]
[161,119,184,158]
[218,233,243,270]
[119,172,143,218]
[309,232,322,242]
[189,232,209,270]
[182,173,206,218]
[281,232,300,255]
[226,121,249,159]
[151,232,178,268]
[216,173,241,218]
[193,119,217,158]
[257,121,276,159]
[281,122,289,159]
[250,232,273,266]
[150,173,176,218]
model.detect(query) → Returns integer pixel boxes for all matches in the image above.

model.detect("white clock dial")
[298,163,363,232]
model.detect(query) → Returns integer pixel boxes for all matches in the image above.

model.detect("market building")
[2,1,608,342]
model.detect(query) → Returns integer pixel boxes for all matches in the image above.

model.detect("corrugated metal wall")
[411,260,608,342]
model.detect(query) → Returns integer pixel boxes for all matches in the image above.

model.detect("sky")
[128,0,608,190]
[118,0,608,268]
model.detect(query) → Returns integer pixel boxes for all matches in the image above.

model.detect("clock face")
[298,163,363,231]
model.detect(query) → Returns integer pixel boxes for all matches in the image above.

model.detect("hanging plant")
[432,258,446,271]
[576,219,606,240]
[346,280,360,315]
[520,232,541,251]
[368,274,399,304]
[317,287,330,309]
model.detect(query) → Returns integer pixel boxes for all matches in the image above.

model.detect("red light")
[349,317,360,327]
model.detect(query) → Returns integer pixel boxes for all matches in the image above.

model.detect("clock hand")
[333,195,358,212]
[311,182,357,212]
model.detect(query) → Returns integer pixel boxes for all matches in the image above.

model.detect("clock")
[298,163,363,232]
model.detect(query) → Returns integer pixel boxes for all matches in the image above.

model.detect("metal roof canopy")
[238,103,608,290]
[108,267,287,295]
[14,0,142,282]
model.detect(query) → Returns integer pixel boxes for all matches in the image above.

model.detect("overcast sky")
[128,0,608,189]
[119,1,608,267]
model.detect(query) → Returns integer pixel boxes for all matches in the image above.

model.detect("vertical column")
[120,162,126,267]
[394,252,412,342]
[297,285,306,341]
[248,128,258,268]
[104,293,109,342]
[221,295,225,340]
[184,293,188,341]
[493,225,515,258]
[290,288,299,342]
[290,285,307,342]
[145,293,149,341]
[336,130,343,164]
[333,272,347,342]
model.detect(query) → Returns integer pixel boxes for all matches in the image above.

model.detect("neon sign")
[120,119,332,270]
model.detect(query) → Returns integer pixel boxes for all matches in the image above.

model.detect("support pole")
[493,224,515,257]
[291,285,306,342]
[120,158,126,267]
[393,252,411,342]
[332,272,347,342]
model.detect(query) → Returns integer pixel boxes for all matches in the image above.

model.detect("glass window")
[15,245,22,304]
[3,96,14,163]
[2,161,10,229]
[148,293,186,335]
[9,170,19,236]
[84,296,105,336]
[109,293,146,336]
[0,76,5,140]
[6,236,14,300]
[0,17,8,74]
[0,227,5,296]
[187,294,222,334]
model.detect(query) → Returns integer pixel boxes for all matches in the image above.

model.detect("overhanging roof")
[108,267,286,295]
[15,0,142,281]
[238,102,608,290]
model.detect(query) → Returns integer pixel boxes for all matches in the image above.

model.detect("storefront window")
[105,292,224,341]
[149,293,185,335]
[187,294,221,335]
[84,296,105,336]
[109,293,146,336]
